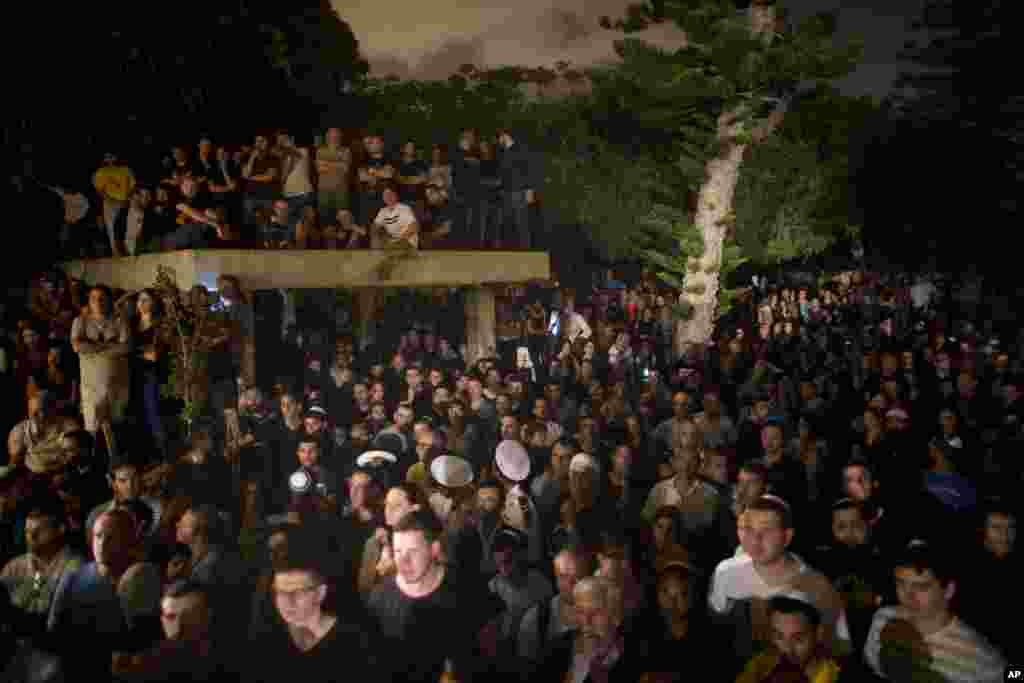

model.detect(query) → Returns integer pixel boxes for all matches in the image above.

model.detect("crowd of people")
[0,262,1018,682]
[58,127,543,258]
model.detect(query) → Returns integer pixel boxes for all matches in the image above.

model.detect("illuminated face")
[653,515,675,550]
[304,415,325,435]
[738,509,792,565]
[384,488,416,528]
[297,442,320,468]
[395,407,414,429]
[702,454,729,486]
[761,425,783,458]
[24,514,63,557]
[575,592,617,642]
[429,370,443,387]
[984,512,1016,559]
[161,593,209,642]
[477,486,502,515]
[672,393,689,418]
[273,569,326,627]
[111,466,140,502]
[92,514,130,567]
[737,471,770,507]
[843,465,875,501]
[500,416,520,442]
[502,488,529,531]
[657,572,691,619]
[770,612,818,670]
[349,472,372,510]
[894,567,953,623]
[553,554,584,601]
[370,383,385,402]
[832,507,869,548]
[175,510,200,546]
[88,288,109,316]
[392,529,438,586]
[432,387,450,408]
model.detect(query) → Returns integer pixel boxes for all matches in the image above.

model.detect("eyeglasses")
[273,584,322,601]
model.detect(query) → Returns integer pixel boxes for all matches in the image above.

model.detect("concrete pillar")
[464,286,496,367]
[354,288,385,343]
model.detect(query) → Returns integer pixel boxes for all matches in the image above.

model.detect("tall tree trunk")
[674,1,785,358]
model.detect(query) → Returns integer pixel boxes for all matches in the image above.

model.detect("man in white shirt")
[372,183,419,248]
[708,495,850,674]
[864,540,1006,683]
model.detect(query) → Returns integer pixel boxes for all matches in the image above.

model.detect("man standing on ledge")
[496,129,541,250]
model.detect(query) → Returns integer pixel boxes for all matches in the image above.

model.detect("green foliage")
[636,202,748,318]
[733,86,875,265]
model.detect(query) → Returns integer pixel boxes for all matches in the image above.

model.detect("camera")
[289,468,327,496]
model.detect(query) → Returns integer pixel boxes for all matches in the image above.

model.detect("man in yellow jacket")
[92,152,136,255]
[736,596,842,683]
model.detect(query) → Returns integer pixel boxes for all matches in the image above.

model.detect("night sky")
[333,0,920,97]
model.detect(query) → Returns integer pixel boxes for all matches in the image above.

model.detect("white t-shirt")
[374,203,418,247]
[708,552,850,646]
[864,606,1006,683]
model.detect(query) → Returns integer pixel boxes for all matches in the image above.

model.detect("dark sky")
[333,0,921,97]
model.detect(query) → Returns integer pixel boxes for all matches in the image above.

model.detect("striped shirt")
[374,203,418,247]
[864,606,1006,683]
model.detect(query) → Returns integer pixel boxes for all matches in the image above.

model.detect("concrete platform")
[62,249,550,291]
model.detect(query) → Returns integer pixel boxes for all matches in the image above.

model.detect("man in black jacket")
[496,129,542,250]
[112,186,166,256]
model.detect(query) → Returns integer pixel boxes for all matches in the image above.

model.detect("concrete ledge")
[63,249,550,290]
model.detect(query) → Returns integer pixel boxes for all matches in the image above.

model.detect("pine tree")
[598,0,862,355]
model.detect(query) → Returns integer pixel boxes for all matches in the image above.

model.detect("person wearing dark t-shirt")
[396,141,429,205]
[356,135,395,227]
[163,176,217,250]
[420,184,455,249]
[247,529,389,683]
[367,509,483,682]
[243,134,281,225]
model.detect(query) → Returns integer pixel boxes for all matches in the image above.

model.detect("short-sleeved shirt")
[315,145,352,193]
[358,157,395,197]
[374,203,418,247]
[245,154,281,200]
[708,552,850,660]
[864,606,1006,683]
[367,573,474,683]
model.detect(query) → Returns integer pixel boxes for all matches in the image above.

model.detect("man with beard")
[366,509,482,682]
[736,596,843,683]
[516,545,594,672]
[1,500,84,641]
[479,528,553,669]
[474,481,504,576]
[958,501,1021,657]
[812,499,886,654]
[535,576,650,682]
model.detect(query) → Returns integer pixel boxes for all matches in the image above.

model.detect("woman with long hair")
[129,288,170,461]
[358,482,430,597]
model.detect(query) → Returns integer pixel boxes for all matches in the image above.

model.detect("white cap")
[569,452,598,473]
[430,454,474,488]
[495,440,530,482]
[356,450,398,468]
